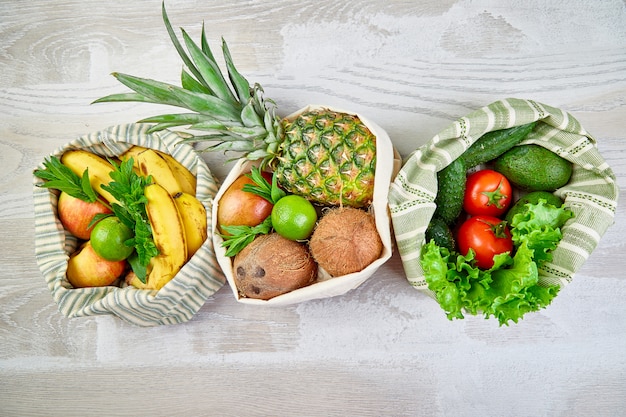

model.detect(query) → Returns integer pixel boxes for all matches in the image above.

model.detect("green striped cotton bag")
[389,98,619,297]
[33,124,225,326]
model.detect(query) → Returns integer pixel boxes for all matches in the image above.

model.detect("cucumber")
[434,157,466,225]
[461,122,536,168]
[425,216,456,252]
[433,122,536,226]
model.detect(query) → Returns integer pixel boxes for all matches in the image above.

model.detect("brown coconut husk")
[309,207,383,277]
[233,233,317,300]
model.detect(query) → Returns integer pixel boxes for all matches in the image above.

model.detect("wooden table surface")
[2,1,625,416]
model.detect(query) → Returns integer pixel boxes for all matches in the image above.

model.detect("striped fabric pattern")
[33,124,225,326]
[388,98,619,293]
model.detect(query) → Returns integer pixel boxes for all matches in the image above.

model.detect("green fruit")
[271,195,318,241]
[504,191,564,224]
[90,216,135,261]
[493,144,573,191]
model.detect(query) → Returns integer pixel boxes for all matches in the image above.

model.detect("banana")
[156,150,197,196]
[61,150,118,204]
[131,183,188,290]
[173,192,207,258]
[123,146,196,196]
[121,145,145,159]
[122,147,182,195]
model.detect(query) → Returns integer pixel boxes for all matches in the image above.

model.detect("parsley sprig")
[220,217,272,257]
[241,167,286,204]
[34,156,103,205]
[101,158,158,283]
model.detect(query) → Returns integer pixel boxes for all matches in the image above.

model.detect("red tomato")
[457,215,513,269]
[463,169,512,217]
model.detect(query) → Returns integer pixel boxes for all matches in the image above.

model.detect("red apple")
[58,191,112,240]
[66,241,127,288]
[217,171,274,233]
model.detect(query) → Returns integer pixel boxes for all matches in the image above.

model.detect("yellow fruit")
[132,183,187,290]
[123,147,182,195]
[66,241,127,288]
[121,145,145,161]
[173,192,207,258]
[156,150,197,196]
[61,150,118,204]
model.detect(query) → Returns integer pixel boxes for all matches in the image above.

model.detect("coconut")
[233,233,317,300]
[309,207,383,277]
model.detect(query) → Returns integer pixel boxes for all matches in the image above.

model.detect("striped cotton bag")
[33,124,225,326]
[389,98,619,317]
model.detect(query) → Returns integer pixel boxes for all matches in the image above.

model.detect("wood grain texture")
[1,0,625,416]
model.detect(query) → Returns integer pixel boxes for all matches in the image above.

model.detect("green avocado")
[504,191,564,224]
[493,144,573,192]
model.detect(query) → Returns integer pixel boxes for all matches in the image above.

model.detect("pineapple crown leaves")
[93,1,282,166]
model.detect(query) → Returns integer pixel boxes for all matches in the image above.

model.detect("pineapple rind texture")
[276,110,376,208]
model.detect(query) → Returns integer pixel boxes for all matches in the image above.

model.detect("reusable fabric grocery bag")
[388,97,618,294]
[33,124,226,326]
[212,105,402,305]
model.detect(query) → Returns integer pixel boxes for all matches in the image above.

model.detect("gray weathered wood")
[1,1,625,416]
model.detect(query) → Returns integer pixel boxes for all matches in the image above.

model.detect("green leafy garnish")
[219,217,272,257]
[100,158,159,283]
[127,252,148,283]
[34,156,103,204]
[242,166,286,204]
[421,200,573,326]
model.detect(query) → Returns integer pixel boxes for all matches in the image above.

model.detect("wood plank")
[1,0,625,415]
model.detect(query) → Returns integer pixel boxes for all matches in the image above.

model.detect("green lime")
[271,195,318,241]
[90,216,135,261]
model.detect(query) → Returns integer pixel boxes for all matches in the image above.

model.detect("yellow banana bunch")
[123,147,181,195]
[173,192,207,258]
[122,146,196,196]
[155,150,196,196]
[131,183,188,290]
[61,150,118,204]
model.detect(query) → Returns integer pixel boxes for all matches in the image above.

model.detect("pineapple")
[94,4,377,208]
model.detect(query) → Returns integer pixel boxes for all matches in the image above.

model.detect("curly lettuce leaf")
[421,200,570,326]
[421,242,508,321]
[422,241,560,326]
[485,243,560,325]
[420,242,464,320]
[510,199,574,266]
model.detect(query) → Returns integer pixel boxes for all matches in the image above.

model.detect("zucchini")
[461,121,536,168]
[425,216,456,252]
[434,157,466,225]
